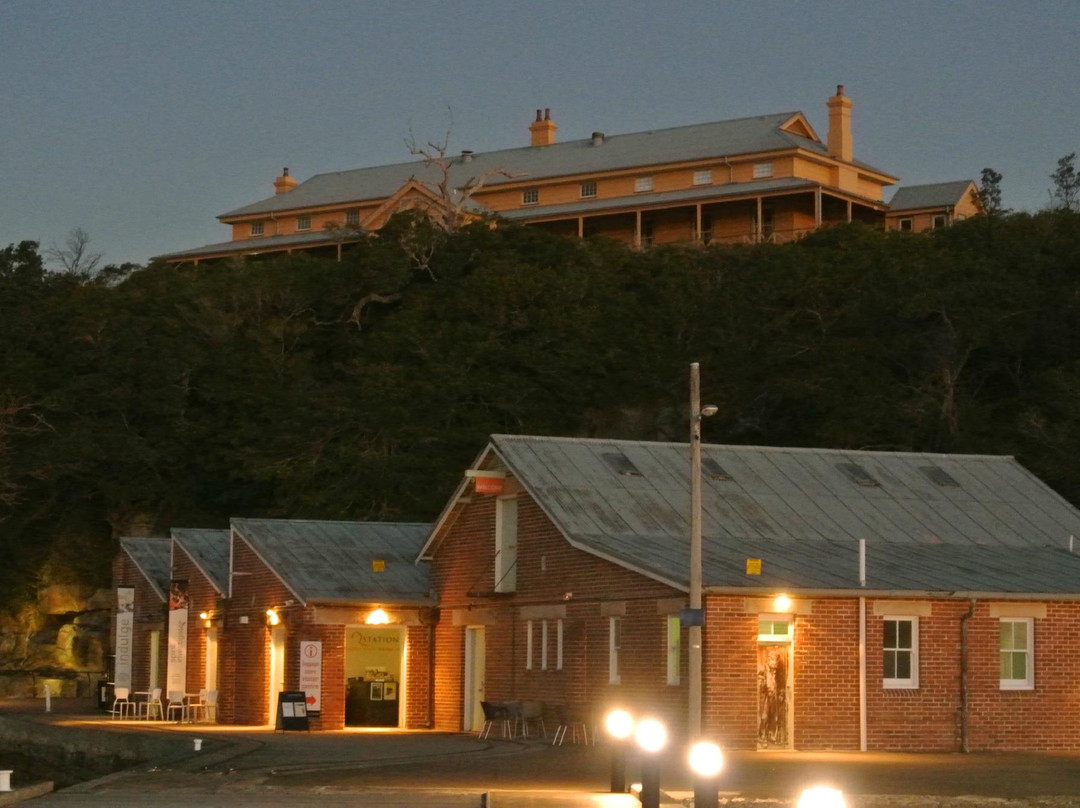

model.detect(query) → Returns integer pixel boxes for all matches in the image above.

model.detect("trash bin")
[97,680,110,711]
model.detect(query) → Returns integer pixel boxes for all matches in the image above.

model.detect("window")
[883,617,919,688]
[580,181,597,199]
[525,620,534,670]
[758,618,791,642]
[540,620,549,670]
[522,188,539,205]
[345,210,360,227]
[666,615,681,685]
[932,214,947,229]
[753,162,773,179]
[693,169,713,186]
[249,221,265,237]
[609,617,621,684]
[1000,618,1034,690]
[296,216,311,231]
[898,218,913,232]
[556,619,564,671]
[634,176,653,193]
[494,496,518,593]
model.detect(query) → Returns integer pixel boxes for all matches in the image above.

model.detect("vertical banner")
[166,580,189,696]
[298,640,322,715]
[114,587,135,689]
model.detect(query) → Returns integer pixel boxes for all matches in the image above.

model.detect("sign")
[166,580,188,696]
[474,476,504,495]
[298,640,322,715]
[114,588,135,689]
[679,608,705,627]
[746,558,762,575]
[276,690,310,732]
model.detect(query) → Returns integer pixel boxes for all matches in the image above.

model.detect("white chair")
[140,688,164,720]
[186,689,208,723]
[202,690,218,723]
[109,686,134,719]
[166,691,187,722]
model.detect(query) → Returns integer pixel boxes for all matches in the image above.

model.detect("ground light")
[604,709,635,792]
[633,718,667,808]
[797,786,846,808]
[689,741,724,808]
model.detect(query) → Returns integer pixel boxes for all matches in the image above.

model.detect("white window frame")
[345,210,360,227]
[522,188,539,205]
[932,214,947,229]
[556,619,563,671]
[540,620,549,670]
[493,496,518,593]
[525,620,534,670]
[580,181,597,199]
[753,162,773,179]
[666,615,680,685]
[692,169,713,186]
[898,218,913,232]
[608,616,621,684]
[250,221,265,237]
[296,215,311,231]
[882,616,919,689]
[1000,617,1034,690]
[634,176,653,193]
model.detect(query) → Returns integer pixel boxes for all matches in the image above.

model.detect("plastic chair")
[478,701,512,740]
[551,704,589,745]
[166,691,187,722]
[186,690,208,722]
[520,700,546,738]
[140,688,164,720]
[202,690,218,723]
[109,686,134,719]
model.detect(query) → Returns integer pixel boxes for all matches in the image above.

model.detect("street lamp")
[688,741,724,808]
[689,361,717,738]
[634,718,668,808]
[605,709,635,793]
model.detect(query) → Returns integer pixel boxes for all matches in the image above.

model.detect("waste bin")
[97,680,110,711]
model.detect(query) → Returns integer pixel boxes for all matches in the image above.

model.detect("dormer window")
[250,222,265,237]
[296,216,311,231]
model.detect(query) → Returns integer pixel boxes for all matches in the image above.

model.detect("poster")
[166,580,188,696]
[298,640,322,714]
[114,587,135,689]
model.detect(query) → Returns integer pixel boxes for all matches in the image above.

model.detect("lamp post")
[689,362,717,738]
[634,718,667,808]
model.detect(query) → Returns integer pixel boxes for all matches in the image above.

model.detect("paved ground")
[4,700,1080,807]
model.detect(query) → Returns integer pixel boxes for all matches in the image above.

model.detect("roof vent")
[920,465,960,487]
[836,463,880,487]
[603,452,643,477]
[701,457,732,481]
[591,132,605,146]
[461,150,474,163]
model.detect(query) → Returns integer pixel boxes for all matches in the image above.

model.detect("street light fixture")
[634,718,668,808]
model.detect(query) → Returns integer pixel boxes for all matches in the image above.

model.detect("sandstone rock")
[38,585,94,615]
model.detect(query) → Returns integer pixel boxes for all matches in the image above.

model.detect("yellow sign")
[372,559,385,572]
[746,558,762,575]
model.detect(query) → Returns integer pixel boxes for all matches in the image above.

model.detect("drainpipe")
[858,539,867,752]
[427,623,436,729]
[960,599,976,752]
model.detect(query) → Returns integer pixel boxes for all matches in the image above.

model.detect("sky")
[2,1,1079,268]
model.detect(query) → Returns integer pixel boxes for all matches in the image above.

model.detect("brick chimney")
[274,167,298,194]
[529,108,557,147]
[826,85,853,162]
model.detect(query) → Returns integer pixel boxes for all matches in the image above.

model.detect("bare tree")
[0,397,51,515]
[1051,153,1079,211]
[46,227,103,276]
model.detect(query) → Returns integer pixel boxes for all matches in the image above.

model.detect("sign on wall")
[166,580,188,696]
[114,587,135,689]
[298,640,322,715]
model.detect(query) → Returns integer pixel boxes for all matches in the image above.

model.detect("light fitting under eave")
[365,608,391,625]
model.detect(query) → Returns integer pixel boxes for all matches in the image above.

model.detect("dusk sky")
[3,1,1079,268]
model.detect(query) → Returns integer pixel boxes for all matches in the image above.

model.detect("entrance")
[757,617,793,749]
[267,626,286,726]
[463,627,486,732]
[344,626,405,727]
[205,628,219,693]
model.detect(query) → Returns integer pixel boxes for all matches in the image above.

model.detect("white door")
[267,626,286,726]
[148,631,160,690]
[463,627,486,732]
[205,628,219,692]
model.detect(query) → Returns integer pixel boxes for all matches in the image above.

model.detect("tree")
[45,227,103,276]
[1050,153,1079,211]
[975,168,1005,216]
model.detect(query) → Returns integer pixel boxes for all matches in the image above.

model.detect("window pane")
[1012,652,1026,680]
[1000,652,1011,679]
[884,650,896,679]
[1000,623,1013,650]
[896,651,911,680]
[1013,621,1027,649]
[898,620,912,649]
[884,620,897,647]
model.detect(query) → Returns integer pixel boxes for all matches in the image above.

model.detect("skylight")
[603,452,643,477]
[836,463,880,487]
[920,465,960,487]
[701,457,732,481]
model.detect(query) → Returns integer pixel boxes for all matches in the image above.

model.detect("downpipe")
[960,599,976,753]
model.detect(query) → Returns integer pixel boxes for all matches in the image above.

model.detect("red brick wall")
[794,599,861,750]
[111,553,166,693]
[702,596,758,750]
[171,545,221,698]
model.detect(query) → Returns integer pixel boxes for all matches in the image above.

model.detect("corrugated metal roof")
[119,537,171,601]
[220,112,889,220]
[487,435,1080,595]
[171,528,230,596]
[154,230,362,261]
[232,518,433,606]
[888,180,975,212]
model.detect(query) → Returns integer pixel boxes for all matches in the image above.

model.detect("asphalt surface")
[5,700,1080,806]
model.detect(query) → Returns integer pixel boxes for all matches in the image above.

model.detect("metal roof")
[231,518,434,606]
[171,528,230,596]
[154,230,363,261]
[888,180,975,212]
[220,112,891,220]
[119,537,171,601]
[480,435,1080,596]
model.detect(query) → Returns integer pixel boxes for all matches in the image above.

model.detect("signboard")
[746,558,763,575]
[298,640,322,715]
[474,476,505,495]
[166,580,188,696]
[276,690,310,732]
[114,587,135,689]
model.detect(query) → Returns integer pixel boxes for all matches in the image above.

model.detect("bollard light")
[797,786,846,808]
[634,718,667,808]
[634,718,667,753]
[689,741,724,808]
[605,709,635,793]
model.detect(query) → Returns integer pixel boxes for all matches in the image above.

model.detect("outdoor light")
[634,718,668,808]
[365,608,390,625]
[797,786,846,808]
[265,609,281,627]
[200,611,212,628]
[701,405,719,418]
[634,718,668,753]
[605,709,635,793]
[774,594,793,612]
[689,741,724,808]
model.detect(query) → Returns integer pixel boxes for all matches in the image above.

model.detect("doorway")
[267,626,286,726]
[463,627,486,732]
[344,626,406,727]
[757,617,793,749]
[205,628,219,693]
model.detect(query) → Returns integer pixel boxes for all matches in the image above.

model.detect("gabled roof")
[220,112,890,220]
[231,518,433,606]
[119,537,172,601]
[888,180,976,212]
[426,435,1080,597]
[171,528,230,596]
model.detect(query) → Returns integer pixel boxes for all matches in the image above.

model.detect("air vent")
[701,458,732,481]
[603,452,642,477]
[920,465,960,487]
[836,463,880,487]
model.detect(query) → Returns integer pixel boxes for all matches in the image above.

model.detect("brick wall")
[171,545,222,698]
[111,553,166,693]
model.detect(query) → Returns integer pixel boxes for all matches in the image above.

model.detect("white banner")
[114,588,135,689]
[298,640,322,714]
[166,580,188,696]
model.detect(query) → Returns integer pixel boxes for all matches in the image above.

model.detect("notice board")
[276,690,310,732]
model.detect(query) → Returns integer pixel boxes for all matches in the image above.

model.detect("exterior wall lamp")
[774,594,793,613]
[365,608,391,625]
[265,609,281,627]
